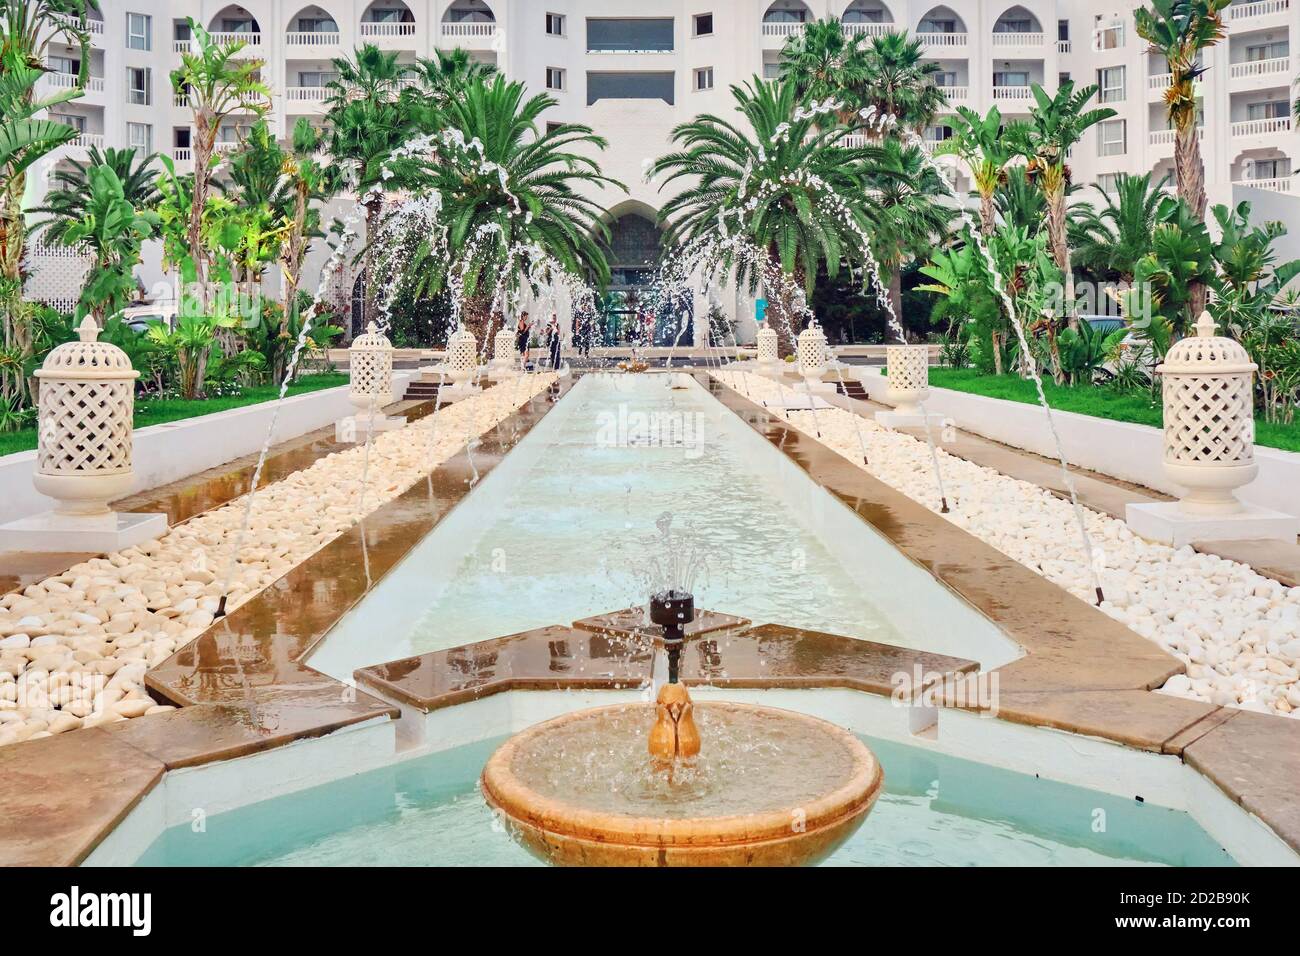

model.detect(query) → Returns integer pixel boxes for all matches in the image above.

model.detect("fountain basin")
[481,701,882,866]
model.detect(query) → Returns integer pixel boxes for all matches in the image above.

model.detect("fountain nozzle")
[650,590,694,684]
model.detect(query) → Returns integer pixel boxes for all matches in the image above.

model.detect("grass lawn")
[0,372,348,458]
[928,368,1300,454]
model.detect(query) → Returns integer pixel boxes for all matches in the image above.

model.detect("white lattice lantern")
[447,327,478,385]
[885,344,931,417]
[797,323,828,385]
[348,321,394,411]
[1159,312,1258,514]
[33,317,138,515]
[491,326,518,374]
[756,326,779,370]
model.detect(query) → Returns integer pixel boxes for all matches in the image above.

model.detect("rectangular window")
[127,66,150,105]
[587,71,675,105]
[546,13,565,36]
[127,121,152,152]
[995,18,1034,33]
[297,71,339,87]
[1246,41,1289,60]
[1097,66,1125,103]
[993,71,1030,87]
[127,12,151,50]
[934,71,959,87]
[920,18,957,33]
[49,55,80,75]
[1251,158,1291,178]
[694,66,714,91]
[1096,173,1119,193]
[546,67,565,91]
[52,112,86,132]
[1057,19,1069,41]
[762,61,780,79]
[1094,17,1124,50]
[1098,118,1126,156]
[1247,100,1289,119]
[693,13,714,36]
[587,18,674,53]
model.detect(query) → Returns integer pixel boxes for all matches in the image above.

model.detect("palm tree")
[995,166,1048,235]
[170,18,271,307]
[1011,81,1115,342]
[323,44,413,329]
[406,47,497,112]
[653,78,883,353]
[33,148,160,232]
[1135,0,1229,320]
[1070,173,1171,283]
[777,18,871,111]
[859,32,946,135]
[1134,0,1228,222]
[867,139,950,323]
[934,105,1023,236]
[384,76,620,344]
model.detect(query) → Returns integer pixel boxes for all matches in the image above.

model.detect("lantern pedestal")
[877,343,942,429]
[0,509,167,554]
[1125,501,1299,549]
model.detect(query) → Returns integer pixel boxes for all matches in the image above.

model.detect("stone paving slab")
[0,728,164,866]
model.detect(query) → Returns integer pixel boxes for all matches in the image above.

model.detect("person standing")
[515,311,531,369]
[546,314,562,371]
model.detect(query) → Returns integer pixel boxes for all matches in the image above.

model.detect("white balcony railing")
[1229,55,1291,79]
[938,86,970,102]
[286,86,328,103]
[53,16,103,38]
[208,31,262,47]
[440,21,496,38]
[918,31,968,47]
[991,31,1045,47]
[1234,175,1294,192]
[173,92,189,107]
[1149,126,1203,146]
[762,21,806,37]
[1058,40,1072,53]
[1226,0,1289,22]
[285,31,340,46]
[66,132,105,150]
[172,147,192,162]
[1148,72,1173,91]
[842,22,892,37]
[173,39,190,53]
[213,140,240,154]
[1231,115,1293,136]
[360,21,417,38]
[42,72,103,94]
[992,85,1033,101]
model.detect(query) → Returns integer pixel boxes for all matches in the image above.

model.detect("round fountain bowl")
[481,702,882,867]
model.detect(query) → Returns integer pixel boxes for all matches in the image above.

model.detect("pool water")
[135,733,1234,867]
[308,374,1018,680]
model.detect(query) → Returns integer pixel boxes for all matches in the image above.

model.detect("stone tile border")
[705,372,1300,853]
[0,379,569,866]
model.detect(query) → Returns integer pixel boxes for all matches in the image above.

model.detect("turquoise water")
[309,374,1017,680]
[136,734,1233,867]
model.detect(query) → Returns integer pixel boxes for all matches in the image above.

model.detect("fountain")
[480,589,883,867]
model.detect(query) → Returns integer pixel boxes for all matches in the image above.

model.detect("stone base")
[1125,501,1300,548]
[438,382,482,402]
[876,410,946,430]
[0,510,168,554]
[335,413,404,443]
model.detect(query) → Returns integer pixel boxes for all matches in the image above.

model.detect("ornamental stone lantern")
[797,322,834,394]
[0,317,166,553]
[877,343,943,429]
[755,326,779,375]
[1126,312,1298,546]
[337,321,402,442]
[441,326,481,400]
[490,326,519,379]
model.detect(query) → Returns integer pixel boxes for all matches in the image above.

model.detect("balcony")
[171,147,192,162]
[1230,56,1291,82]
[842,22,892,37]
[1226,0,1290,24]
[992,85,1033,103]
[991,32,1046,49]
[918,32,968,49]
[53,16,103,45]
[208,32,263,56]
[1231,115,1293,137]
[1149,126,1203,152]
[285,30,340,49]
[1233,175,1294,192]
[64,132,105,152]
[1227,115,1289,137]
[938,86,969,103]
[359,21,417,46]
[1148,72,1172,95]
[173,92,189,108]
[286,87,329,113]
[1057,40,1071,53]
[761,20,805,48]
[41,72,104,98]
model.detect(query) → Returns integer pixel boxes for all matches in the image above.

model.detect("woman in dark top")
[546,315,562,370]
[515,311,530,367]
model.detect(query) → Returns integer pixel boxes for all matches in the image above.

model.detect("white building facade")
[27,0,1300,339]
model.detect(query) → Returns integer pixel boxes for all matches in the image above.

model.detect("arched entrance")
[599,206,690,346]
